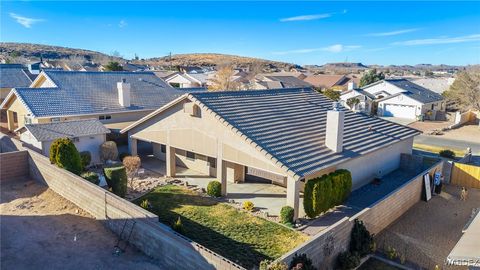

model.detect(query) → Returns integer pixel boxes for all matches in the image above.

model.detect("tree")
[443,67,480,111]
[359,69,385,87]
[322,88,341,101]
[104,61,123,71]
[55,138,82,175]
[208,64,240,91]
[123,155,141,188]
[346,97,360,110]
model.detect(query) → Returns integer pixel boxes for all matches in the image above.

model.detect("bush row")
[303,169,352,218]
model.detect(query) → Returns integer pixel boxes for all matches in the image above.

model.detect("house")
[340,83,375,114]
[165,72,208,88]
[408,77,455,94]
[254,75,312,89]
[362,79,445,120]
[121,88,420,219]
[18,119,110,164]
[303,74,350,90]
[0,64,35,101]
[0,70,184,133]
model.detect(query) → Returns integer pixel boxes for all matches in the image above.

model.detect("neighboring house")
[0,70,184,133]
[0,64,35,101]
[408,77,455,94]
[259,72,307,80]
[18,119,110,164]
[254,75,312,89]
[362,79,445,120]
[122,88,419,219]
[340,86,375,114]
[165,72,208,88]
[303,74,350,90]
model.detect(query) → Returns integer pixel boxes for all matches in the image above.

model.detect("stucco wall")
[339,137,414,190]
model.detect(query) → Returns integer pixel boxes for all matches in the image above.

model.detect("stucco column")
[216,140,227,196]
[166,146,176,177]
[286,176,300,221]
[7,110,15,131]
[129,137,138,156]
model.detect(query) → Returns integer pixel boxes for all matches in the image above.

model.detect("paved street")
[414,134,480,155]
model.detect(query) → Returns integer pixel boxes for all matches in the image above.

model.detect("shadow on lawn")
[134,187,270,269]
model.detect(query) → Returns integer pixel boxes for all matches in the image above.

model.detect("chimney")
[347,82,356,91]
[117,78,131,107]
[325,102,344,153]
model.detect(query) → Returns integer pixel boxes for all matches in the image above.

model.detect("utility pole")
[169,52,172,70]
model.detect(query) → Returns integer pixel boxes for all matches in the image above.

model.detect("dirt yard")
[375,184,480,270]
[0,180,162,270]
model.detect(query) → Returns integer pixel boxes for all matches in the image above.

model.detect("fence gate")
[451,163,480,189]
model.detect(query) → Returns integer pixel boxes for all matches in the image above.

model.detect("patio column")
[166,146,176,177]
[286,176,300,221]
[7,110,15,131]
[129,137,137,156]
[217,140,227,196]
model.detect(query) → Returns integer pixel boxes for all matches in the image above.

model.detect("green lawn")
[134,185,308,268]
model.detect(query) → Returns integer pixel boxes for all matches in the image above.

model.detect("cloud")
[119,20,127,28]
[392,34,480,46]
[365,28,420,37]
[280,9,347,22]
[272,44,361,55]
[9,13,44,28]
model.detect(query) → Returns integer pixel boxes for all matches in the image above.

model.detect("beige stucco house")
[122,88,420,219]
[0,70,185,133]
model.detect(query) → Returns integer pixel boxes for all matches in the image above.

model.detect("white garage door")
[383,104,416,119]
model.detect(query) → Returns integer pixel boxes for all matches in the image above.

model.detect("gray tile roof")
[0,64,33,88]
[189,88,420,178]
[22,119,110,142]
[13,70,185,118]
[264,75,312,88]
[365,79,444,104]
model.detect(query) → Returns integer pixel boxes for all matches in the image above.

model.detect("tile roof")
[303,75,347,88]
[364,79,444,104]
[189,88,420,178]
[12,70,185,118]
[0,64,33,88]
[263,75,312,88]
[21,119,110,142]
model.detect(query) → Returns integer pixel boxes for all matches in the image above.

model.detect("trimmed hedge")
[207,181,222,197]
[103,165,128,198]
[350,219,374,257]
[81,171,100,185]
[80,151,92,169]
[53,138,82,175]
[303,169,352,218]
[439,149,455,159]
[49,138,65,164]
[280,206,294,224]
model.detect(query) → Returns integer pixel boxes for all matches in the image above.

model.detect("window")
[208,157,216,168]
[431,104,434,110]
[105,115,112,120]
[161,144,166,153]
[51,117,61,122]
[186,151,195,161]
[99,116,105,120]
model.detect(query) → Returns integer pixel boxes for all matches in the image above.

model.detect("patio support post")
[7,110,15,131]
[217,140,227,196]
[166,146,176,177]
[129,137,138,156]
[286,176,300,221]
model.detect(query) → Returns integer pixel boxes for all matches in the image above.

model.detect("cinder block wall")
[0,150,29,181]
[279,160,444,269]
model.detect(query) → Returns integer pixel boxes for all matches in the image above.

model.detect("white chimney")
[347,82,356,91]
[117,78,131,107]
[325,102,344,153]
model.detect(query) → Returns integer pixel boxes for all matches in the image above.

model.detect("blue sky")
[1,1,479,65]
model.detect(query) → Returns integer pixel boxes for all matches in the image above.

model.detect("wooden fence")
[451,163,480,189]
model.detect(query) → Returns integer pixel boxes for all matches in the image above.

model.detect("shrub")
[207,181,222,197]
[103,165,128,197]
[100,141,118,162]
[172,216,184,234]
[350,219,374,257]
[140,199,150,210]
[280,206,294,224]
[242,201,254,212]
[79,151,92,169]
[123,155,141,188]
[289,253,316,270]
[259,260,288,270]
[303,169,352,218]
[49,138,66,164]
[439,149,455,159]
[54,138,82,175]
[386,246,398,260]
[81,171,100,185]
[336,251,360,270]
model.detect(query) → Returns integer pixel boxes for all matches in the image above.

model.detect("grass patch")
[413,143,466,157]
[134,185,308,268]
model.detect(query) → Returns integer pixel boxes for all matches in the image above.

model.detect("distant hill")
[0,42,120,63]
[139,53,301,71]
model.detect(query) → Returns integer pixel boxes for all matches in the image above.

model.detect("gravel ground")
[0,180,163,270]
[375,184,480,270]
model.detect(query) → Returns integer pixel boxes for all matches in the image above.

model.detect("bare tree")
[208,63,240,91]
[123,156,141,188]
[443,67,480,111]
